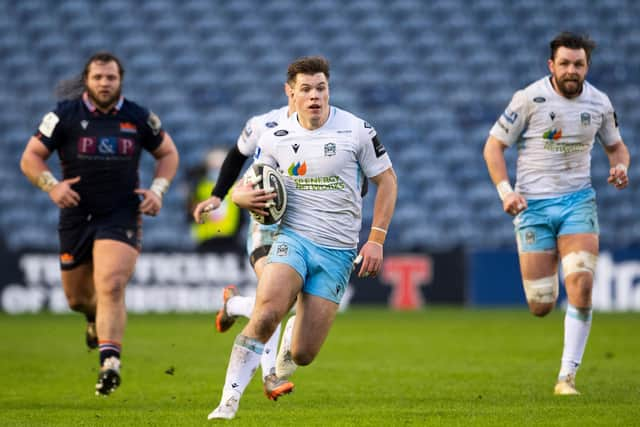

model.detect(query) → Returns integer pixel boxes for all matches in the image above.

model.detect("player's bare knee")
[523,275,558,312]
[528,301,554,317]
[291,349,315,366]
[96,273,127,301]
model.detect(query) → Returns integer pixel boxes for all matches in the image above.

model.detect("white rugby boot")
[554,373,580,395]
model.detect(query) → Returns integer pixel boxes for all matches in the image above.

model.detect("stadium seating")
[1,0,638,252]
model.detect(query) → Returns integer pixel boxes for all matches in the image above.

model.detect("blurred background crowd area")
[1,0,639,253]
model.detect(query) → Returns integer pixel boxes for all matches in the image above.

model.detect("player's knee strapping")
[523,275,559,304]
[561,251,598,279]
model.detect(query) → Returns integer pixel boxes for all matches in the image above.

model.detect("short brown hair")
[83,51,125,80]
[550,32,596,64]
[287,56,330,85]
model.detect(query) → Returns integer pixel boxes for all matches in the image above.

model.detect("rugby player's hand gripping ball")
[244,164,287,225]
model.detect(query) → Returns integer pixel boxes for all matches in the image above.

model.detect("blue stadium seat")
[1,0,639,251]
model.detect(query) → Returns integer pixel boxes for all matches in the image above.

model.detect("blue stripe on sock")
[567,304,592,322]
[235,335,264,354]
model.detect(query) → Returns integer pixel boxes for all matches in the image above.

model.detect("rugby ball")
[243,164,287,225]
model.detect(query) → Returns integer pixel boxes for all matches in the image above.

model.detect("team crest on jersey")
[324,142,336,157]
[265,121,278,128]
[120,122,137,134]
[580,112,591,126]
[81,120,89,130]
[276,243,289,257]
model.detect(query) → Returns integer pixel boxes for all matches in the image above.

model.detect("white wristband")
[36,171,59,193]
[496,180,514,201]
[615,163,628,174]
[150,177,170,198]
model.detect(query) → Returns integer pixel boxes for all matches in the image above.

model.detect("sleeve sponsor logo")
[265,121,278,128]
[38,112,60,138]
[147,111,162,135]
[243,123,253,137]
[372,135,386,158]
[502,110,518,124]
[533,97,546,103]
[274,129,288,136]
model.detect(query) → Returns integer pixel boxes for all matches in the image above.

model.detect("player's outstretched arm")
[20,136,81,208]
[603,140,630,190]
[483,135,527,216]
[193,196,222,223]
[357,167,397,278]
[194,146,249,223]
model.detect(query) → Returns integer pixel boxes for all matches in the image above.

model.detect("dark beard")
[87,87,121,110]
[556,77,583,98]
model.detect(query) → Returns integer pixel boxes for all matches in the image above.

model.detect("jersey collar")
[293,106,336,132]
[82,92,124,114]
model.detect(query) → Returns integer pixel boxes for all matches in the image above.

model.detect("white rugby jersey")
[490,76,621,199]
[255,106,392,248]
[237,106,290,156]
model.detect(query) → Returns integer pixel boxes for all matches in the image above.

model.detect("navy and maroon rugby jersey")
[35,93,165,216]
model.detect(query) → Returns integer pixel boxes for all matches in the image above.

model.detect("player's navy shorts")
[514,188,599,252]
[58,206,142,270]
[246,219,279,266]
[267,227,356,304]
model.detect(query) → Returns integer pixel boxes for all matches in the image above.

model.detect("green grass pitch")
[1,308,639,426]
